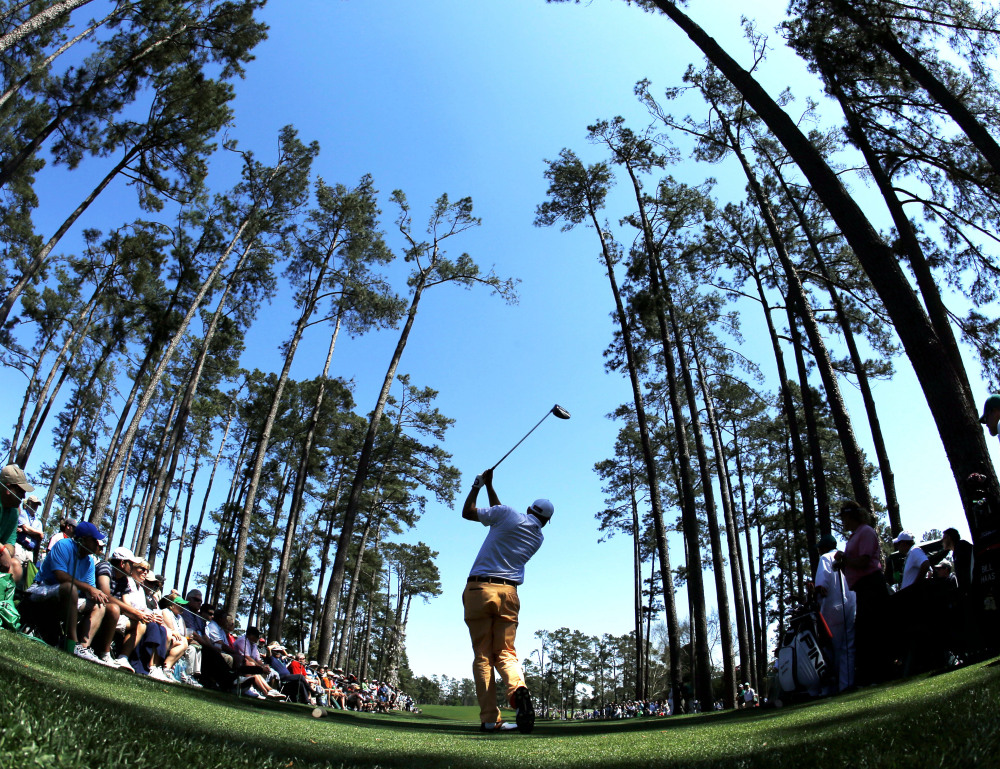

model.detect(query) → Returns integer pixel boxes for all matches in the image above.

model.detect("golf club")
[490,404,571,471]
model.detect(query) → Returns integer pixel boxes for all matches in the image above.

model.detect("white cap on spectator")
[111,547,141,562]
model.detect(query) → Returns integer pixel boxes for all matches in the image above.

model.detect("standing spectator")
[979,394,1000,441]
[894,531,931,589]
[461,466,549,733]
[15,494,43,564]
[1,463,32,584]
[813,533,856,692]
[942,528,975,594]
[24,521,119,666]
[48,518,77,552]
[834,500,891,686]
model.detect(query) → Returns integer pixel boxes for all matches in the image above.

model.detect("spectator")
[206,613,284,699]
[894,531,930,589]
[834,500,891,686]
[1,463,32,585]
[130,560,173,680]
[264,643,312,703]
[184,598,238,692]
[813,533,856,692]
[933,560,960,590]
[15,494,43,565]
[158,594,191,678]
[96,546,153,669]
[739,682,756,708]
[24,520,119,666]
[48,518,77,553]
[942,528,975,594]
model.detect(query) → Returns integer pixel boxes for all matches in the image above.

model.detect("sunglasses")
[134,566,149,573]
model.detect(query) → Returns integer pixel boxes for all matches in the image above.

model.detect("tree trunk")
[184,413,236,595]
[647,0,1000,540]
[0,0,94,57]
[269,313,343,640]
[90,228,255,527]
[692,339,751,698]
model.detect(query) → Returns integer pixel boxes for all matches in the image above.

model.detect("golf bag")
[776,603,834,699]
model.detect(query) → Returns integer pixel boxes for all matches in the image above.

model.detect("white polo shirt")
[468,505,544,585]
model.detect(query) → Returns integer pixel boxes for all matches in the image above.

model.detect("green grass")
[2,629,999,769]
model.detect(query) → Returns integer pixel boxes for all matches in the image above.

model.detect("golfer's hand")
[482,468,494,486]
[472,474,484,490]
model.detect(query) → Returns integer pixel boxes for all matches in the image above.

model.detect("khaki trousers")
[462,581,525,724]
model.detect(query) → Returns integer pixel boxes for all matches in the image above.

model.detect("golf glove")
[472,474,484,490]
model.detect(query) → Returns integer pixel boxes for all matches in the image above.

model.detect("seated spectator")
[24,520,119,666]
[47,517,77,553]
[129,560,173,680]
[15,494,43,565]
[1,463,32,585]
[263,642,311,704]
[95,546,155,670]
[158,594,191,679]
[206,614,284,699]
[933,560,960,590]
[183,596,235,691]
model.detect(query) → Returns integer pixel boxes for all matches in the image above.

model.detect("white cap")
[529,499,554,519]
[893,530,915,544]
[110,546,141,563]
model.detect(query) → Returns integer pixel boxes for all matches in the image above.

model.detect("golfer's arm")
[462,486,480,521]
[485,479,500,507]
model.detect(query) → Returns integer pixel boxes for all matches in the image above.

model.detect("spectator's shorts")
[26,582,97,612]
[116,614,131,632]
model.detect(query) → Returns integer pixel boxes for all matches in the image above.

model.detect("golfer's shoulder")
[479,504,518,524]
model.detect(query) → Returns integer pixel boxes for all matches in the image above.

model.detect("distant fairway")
[2,630,998,768]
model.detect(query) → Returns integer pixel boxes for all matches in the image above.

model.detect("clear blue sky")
[7,0,993,682]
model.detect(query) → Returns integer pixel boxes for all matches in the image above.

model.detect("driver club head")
[551,404,571,420]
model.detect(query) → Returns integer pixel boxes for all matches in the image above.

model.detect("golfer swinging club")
[462,467,552,733]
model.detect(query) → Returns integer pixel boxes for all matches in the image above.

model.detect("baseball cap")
[1,463,33,492]
[893,530,915,544]
[26,494,41,505]
[185,589,203,600]
[74,520,106,541]
[818,534,838,553]
[529,499,555,519]
[980,394,1000,423]
[110,546,140,562]
[170,595,189,605]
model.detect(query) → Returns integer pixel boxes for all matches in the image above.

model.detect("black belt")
[468,576,518,586]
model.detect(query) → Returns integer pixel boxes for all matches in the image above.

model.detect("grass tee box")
[2,631,999,769]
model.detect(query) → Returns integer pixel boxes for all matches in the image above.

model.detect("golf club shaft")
[490,411,553,471]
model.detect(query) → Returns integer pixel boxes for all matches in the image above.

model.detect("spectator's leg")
[78,600,104,648]
[57,582,80,642]
[0,545,23,584]
[165,637,188,669]
[92,602,119,656]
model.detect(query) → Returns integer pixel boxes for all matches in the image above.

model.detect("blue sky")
[7,0,995,682]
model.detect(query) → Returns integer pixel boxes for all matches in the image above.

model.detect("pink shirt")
[843,524,882,589]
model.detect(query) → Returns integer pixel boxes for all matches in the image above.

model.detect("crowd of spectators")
[588,700,672,719]
[1,463,413,712]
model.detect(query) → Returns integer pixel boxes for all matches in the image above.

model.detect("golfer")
[462,467,552,733]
